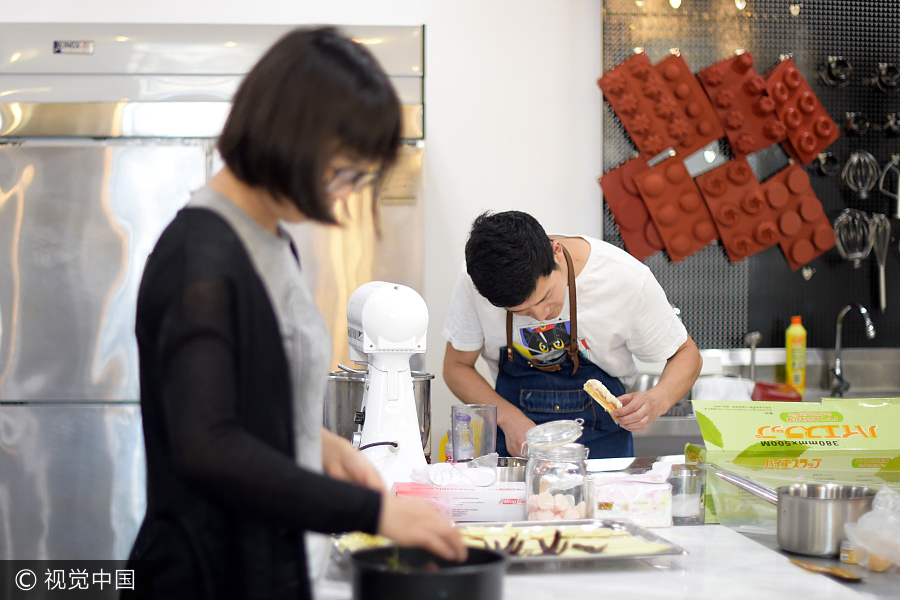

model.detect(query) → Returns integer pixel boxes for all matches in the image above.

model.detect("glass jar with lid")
[521,420,590,521]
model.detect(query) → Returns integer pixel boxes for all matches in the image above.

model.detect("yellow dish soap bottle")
[785,315,807,396]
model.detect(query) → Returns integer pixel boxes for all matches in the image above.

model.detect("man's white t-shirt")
[442,236,687,390]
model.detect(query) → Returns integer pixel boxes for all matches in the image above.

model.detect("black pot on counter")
[351,547,507,600]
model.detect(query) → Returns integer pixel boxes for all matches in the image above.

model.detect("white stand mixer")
[347,281,428,489]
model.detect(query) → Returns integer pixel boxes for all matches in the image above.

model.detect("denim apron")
[494,245,633,459]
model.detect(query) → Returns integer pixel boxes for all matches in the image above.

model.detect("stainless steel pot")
[698,462,876,557]
[324,365,432,452]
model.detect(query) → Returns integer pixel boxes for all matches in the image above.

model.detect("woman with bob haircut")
[125,26,465,600]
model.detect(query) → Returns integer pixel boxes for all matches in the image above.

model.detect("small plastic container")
[453,413,475,461]
[840,540,856,564]
[450,404,497,461]
[522,420,590,521]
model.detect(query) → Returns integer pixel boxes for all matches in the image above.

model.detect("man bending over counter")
[442,210,702,458]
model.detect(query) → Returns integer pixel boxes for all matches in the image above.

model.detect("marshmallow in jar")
[521,421,590,521]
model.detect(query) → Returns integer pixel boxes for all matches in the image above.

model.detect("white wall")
[5,0,603,456]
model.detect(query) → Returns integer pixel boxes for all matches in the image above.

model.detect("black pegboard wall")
[602,0,900,350]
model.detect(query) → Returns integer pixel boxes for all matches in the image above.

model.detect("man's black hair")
[464,211,556,308]
[218,26,402,224]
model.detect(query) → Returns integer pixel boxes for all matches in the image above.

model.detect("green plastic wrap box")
[685,397,900,527]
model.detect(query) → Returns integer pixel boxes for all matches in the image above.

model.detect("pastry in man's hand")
[583,379,622,413]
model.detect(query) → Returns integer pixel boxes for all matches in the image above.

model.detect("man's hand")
[612,335,702,432]
[321,428,384,492]
[610,389,670,432]
[498,405,536,457]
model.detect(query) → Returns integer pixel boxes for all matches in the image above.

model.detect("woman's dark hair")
[217,26,402,224]
[464,211,556,308]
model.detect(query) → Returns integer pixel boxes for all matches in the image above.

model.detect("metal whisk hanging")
[878,154,900,219]
[871,213,891,313]
[833,208,874,268]
[841,150,880,199]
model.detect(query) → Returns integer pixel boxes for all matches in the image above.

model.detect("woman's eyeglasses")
[327,166,380,194]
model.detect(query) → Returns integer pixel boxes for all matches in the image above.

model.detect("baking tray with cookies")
[457,518,688,566]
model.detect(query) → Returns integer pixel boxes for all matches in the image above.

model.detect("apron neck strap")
[506,242,580,375]
[561,244,580,375]
[506,311,515,364]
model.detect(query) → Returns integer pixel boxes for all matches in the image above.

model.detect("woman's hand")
[321,428,384,492]
[322,429,467,561]
[378,493,468,562]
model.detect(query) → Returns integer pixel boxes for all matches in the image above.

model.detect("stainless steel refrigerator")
[0,23,424,560]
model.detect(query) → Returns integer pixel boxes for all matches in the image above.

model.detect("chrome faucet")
[830,303,876,396]
[744,331,762,380]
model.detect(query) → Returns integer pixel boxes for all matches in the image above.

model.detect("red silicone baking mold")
[698,52,787,158]
[633,157,718,262]
[762,165,835,270]
[599,53,695,157]
[695,158,780,263]
[765,58,840,166]
[599,157,664,261]
[655,53,725,156]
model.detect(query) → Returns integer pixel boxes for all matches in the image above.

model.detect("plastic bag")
[589,469,673,527]
[844,485,900,572]
[409,453,499,487]
[691,375,754,402]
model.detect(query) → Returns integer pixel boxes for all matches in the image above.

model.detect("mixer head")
[347,281,428,363]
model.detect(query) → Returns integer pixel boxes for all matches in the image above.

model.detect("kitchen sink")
[630,373,692,416]
[700,347,900,400]
[803,389,900,401]
[629,347,900,457]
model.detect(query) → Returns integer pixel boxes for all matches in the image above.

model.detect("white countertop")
[317,524,888,600]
